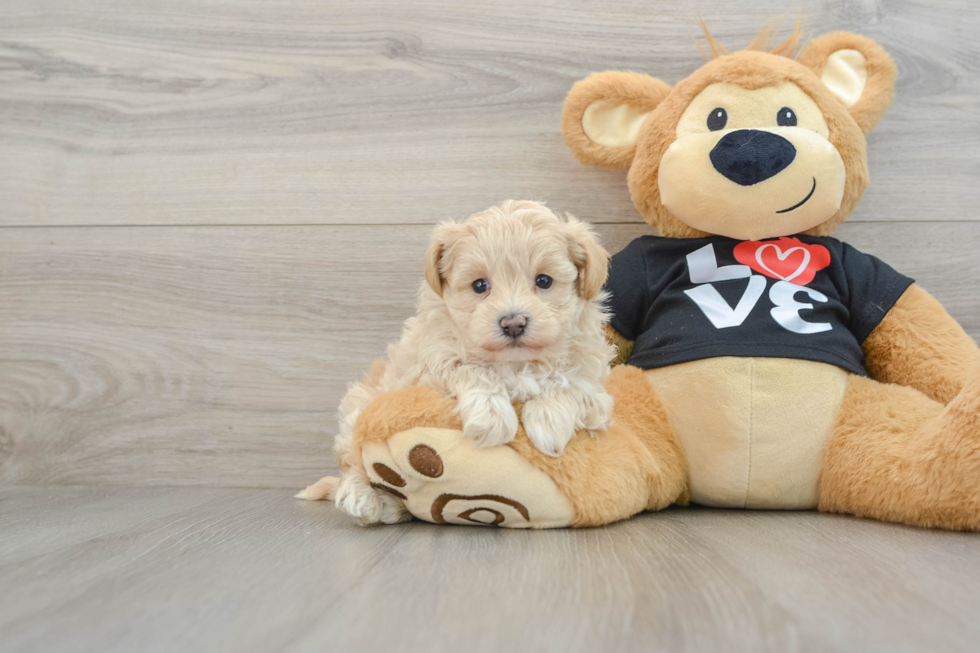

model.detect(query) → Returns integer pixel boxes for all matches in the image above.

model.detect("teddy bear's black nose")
[709,129,797,186]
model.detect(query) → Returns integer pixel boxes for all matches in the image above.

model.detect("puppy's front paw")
[335,472,411,525]
[458,391,519,447]
[583,391,615,431]
[522,397,577,457]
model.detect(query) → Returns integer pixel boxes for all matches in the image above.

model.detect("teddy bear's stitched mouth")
[776,177,817,214]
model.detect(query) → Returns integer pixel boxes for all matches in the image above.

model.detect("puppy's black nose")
[499,314,527,338]
[709,129,796,186]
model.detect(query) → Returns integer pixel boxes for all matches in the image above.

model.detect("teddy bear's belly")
[644,357,850,509]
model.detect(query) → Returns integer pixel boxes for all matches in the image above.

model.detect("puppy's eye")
[471,279,489,294]
[777,107,797,127]
[535,274,553,290]
[707,107,727,131]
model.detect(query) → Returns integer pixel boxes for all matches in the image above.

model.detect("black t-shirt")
[605,235,913,376]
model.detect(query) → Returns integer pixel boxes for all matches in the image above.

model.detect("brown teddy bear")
[314,24,980,530]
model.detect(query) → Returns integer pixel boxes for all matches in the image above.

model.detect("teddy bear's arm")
[863,284,980,404]
[605,324,634,366]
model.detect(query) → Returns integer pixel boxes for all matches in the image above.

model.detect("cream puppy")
[300,200,615,524]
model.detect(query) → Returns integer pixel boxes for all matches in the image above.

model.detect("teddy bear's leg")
[352,385,577,528]
[352,366,688,528]
[819,365,980,530]
[361,425,577,528]
[506,365,689,526]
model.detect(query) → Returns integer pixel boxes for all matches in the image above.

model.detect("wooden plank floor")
[2,486,980,653]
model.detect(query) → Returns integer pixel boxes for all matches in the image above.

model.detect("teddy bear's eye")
[472,279,489,294]
[777,107,797,127]
[707,107,728,131]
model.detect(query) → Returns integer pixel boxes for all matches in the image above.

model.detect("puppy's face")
[425,203,608,364]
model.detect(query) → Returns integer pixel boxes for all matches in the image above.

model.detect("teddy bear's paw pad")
[407,444,444,478]
[430,493,531,526]
[363,426,575,529]
[360,440,419,500]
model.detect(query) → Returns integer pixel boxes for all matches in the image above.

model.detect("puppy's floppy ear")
[564,217,609,301]
[797,32,896,134]
[562,71,672,170]
[424,221,468,296]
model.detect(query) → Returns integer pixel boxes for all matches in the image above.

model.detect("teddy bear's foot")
[360,425,575,528]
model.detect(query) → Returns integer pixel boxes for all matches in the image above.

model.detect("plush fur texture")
[510,365,688,526]
[821,365,980,531]
[796,32,897,135]
[864,284,980,404]
[605,323,634,366]
[356,384,462,445]
[562,72,673,170]
[351,365,688,527]
[317,200,617,524]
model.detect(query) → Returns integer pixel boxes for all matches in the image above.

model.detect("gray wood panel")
[2,486,980,653]
[1,0,978,226]
[1,222,978,487]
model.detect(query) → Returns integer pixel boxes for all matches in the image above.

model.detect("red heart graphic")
[733,237,831,286]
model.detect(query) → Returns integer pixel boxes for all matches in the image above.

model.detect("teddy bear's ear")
[797,32,897,134]
[562,71,672,170]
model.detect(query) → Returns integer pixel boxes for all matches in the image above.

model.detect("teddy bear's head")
[562,26,896,241]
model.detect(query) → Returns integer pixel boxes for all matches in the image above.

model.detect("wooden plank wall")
[1,0,978,487]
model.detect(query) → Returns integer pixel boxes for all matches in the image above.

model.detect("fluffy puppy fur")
[300,200,616,524]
